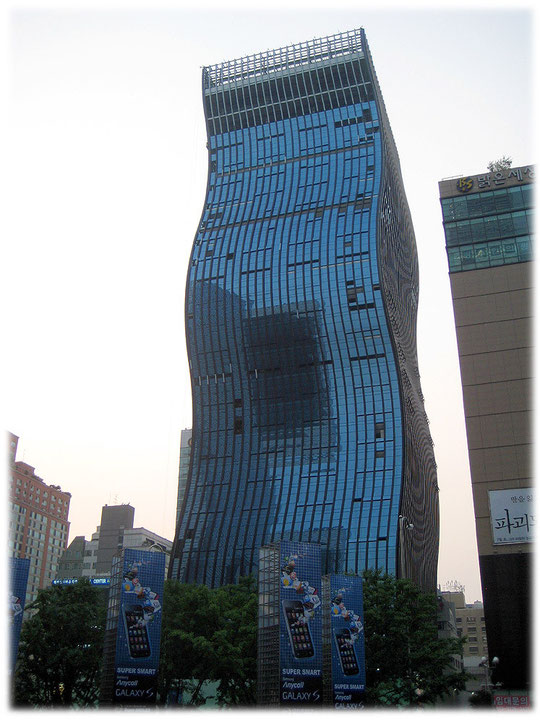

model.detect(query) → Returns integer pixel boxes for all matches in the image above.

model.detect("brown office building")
[8,432,71,610]
[439,165,533,692]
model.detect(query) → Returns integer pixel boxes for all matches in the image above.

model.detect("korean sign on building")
[455,166,534,194]
[328,574,366,708]
[439,165,534,200]
[489,488,534,545]
[113,549,166,705]
[279,541,323,706]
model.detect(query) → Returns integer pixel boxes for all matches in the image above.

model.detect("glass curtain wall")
[170,29,439,591]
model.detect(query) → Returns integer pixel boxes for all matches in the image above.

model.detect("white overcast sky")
[2,0,536,603]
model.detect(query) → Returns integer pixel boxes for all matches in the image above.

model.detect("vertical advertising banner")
[279,541,323,706]
[329,574,366,707]
[113,549,166,705]
[9,557,30,675]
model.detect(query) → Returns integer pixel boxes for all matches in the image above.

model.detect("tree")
[488,156,512,172]
[157,576,257,707]
[12,579,108,707]
[362,569,469,706]
[156,580,221,705]
[212,575,258,705]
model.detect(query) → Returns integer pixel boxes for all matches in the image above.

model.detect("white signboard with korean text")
[489,488,534,545]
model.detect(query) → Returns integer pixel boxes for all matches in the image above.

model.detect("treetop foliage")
[487,156,513,172]
[13,578,108,707]
[362,569,469,705]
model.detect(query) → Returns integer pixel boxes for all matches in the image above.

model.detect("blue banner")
[279,541,323,705]
[113,549,166,705]
[329,574,366,707]
[9,557,30,675]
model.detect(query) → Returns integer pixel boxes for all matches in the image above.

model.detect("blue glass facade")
[171,29,439,591]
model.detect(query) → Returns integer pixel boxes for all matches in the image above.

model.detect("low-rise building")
[56,504,172,582]
[441,590,489,692]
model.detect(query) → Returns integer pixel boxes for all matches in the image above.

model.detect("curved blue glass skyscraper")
[170,28,439,591]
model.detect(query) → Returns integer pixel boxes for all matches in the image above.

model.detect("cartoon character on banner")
[123,561,162,627]
[10,596,23,623]
[331,589,364,641]
[281,554,321,620]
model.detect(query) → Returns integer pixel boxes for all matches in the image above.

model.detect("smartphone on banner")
[334,628,360,675]
[123,604,151,658]
[282,599,315,658]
